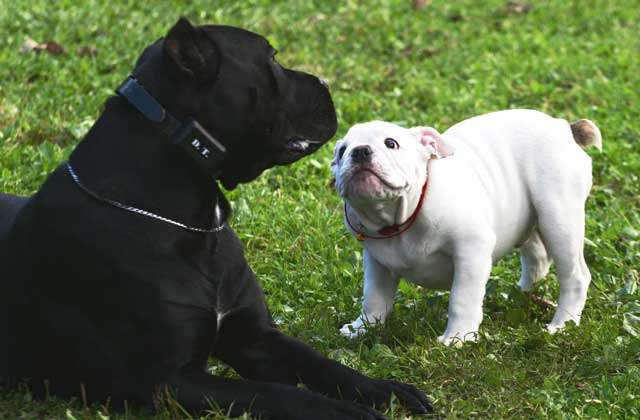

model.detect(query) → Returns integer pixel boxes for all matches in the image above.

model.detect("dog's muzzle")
[286,137,323,154]
[350,145,373,164]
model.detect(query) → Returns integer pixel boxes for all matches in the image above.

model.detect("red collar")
[345,160,432,241]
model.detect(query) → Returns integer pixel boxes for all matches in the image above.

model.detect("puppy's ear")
[164,17,220,84]
[410,126,454,159]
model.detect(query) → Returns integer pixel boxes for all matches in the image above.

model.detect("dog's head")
[132,17,337,190]
[331,121,454,203]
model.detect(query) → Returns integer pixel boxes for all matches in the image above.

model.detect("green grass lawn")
[1,0,639,418]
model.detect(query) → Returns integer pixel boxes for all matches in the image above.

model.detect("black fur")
[0,18,431,419]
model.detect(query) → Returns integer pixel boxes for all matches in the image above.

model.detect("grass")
[1,0,639,418]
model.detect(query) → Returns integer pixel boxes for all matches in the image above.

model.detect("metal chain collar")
[65,162,225,234]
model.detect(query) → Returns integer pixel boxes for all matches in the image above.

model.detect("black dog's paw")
[379,379,433,414]
[306,398,387,420]
[261,391,387,420]
[345,378,433,415]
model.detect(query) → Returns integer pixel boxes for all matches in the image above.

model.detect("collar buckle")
[116,76,226,178]
[173,120,226,177]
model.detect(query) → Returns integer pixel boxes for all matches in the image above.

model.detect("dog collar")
[344,160,432,241]
[65,162,225,234]
[116,76,227,178]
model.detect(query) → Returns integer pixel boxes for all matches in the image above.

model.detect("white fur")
[332,109,598,346]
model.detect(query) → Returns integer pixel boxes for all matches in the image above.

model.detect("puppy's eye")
[338,145,346,159]
[384,138,399,149]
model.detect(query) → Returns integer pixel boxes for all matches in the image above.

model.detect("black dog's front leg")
[168,367,385,420]
[214,307,432,415]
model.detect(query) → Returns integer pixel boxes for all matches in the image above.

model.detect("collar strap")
[66,162,225,234]
[116,76,227,178]
[345,159,432,241]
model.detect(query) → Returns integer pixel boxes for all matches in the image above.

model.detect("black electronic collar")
[116,76,227,178]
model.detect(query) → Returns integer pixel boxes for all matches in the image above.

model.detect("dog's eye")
[384,138,399,149]
[338,145,346,159]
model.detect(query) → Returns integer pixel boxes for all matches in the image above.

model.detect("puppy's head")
[331,121,453,203]
[132,17,337,189]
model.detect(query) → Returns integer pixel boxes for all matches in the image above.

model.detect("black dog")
[0,18,431,418]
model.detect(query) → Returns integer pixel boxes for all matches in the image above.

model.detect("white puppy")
[331,109,601,346]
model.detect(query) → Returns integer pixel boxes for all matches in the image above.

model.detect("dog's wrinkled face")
[332,121,453,203]
[133,18,337,190]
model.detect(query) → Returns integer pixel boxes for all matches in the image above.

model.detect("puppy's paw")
[437,330,478,347]
[547,317,579,334]
[546,322,570,334]
[340,321,367,338]
[546,324,561,334]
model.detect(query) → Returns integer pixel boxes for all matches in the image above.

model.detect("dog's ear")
[410,126,454,159]
[164,17,220,84]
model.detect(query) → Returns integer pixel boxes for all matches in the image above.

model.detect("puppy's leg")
[518,230,551,292]
[536,202,591,333]
[439,239,494,346]
[340,250,398,338]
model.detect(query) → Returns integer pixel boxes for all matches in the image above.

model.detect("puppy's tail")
[570,119,602,151]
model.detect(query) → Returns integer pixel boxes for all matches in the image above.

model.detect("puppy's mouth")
[347,167,404,191]
[337,165,407,201]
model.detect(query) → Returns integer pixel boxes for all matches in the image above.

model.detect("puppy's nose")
[351,145,373,163]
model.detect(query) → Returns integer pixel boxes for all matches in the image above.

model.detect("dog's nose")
[351,145,372,163]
